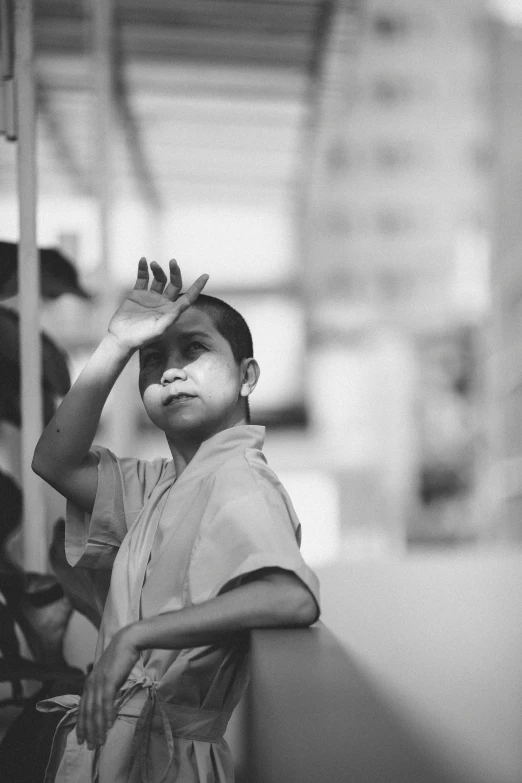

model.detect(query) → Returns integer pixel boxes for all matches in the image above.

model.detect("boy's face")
[138,308,250,442]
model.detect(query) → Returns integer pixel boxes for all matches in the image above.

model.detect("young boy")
[32,258,320,783]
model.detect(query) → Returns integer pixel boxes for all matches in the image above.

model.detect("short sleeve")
[65,445,170,569]
[188,487,320,616]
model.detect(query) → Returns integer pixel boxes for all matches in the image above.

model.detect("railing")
[237,622,481,783]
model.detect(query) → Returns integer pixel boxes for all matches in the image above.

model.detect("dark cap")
[0,241,92,300]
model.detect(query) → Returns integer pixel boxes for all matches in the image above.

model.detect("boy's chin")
[147,403,242,441]
[163,415,215,441]
[165,415,237,443]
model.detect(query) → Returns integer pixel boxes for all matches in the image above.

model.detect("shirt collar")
[173,424,265,486]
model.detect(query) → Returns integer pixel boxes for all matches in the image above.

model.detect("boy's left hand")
[76,627,140,749]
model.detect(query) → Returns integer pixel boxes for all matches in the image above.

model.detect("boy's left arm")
[77,571,318,748]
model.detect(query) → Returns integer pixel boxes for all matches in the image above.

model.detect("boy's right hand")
[108,258,209,352]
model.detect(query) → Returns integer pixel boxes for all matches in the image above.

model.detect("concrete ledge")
[241,623,473,783]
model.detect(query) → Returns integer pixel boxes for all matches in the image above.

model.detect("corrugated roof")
[0,0,331,204]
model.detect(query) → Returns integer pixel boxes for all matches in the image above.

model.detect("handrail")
[239,622,480,783]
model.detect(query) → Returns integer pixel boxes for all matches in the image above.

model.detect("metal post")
[92,0,113,293]
[15,0,46,570]
[1,0,16,141]
[91,0,131,454]
[1,0,14,79]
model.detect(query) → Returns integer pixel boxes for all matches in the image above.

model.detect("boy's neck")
[168,439,201,476]
[167,416,249,476]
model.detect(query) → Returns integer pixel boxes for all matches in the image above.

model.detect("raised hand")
[108,258,208,352]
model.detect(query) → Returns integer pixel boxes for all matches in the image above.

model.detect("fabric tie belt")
[37,676,232,783]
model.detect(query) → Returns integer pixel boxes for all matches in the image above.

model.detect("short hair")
[192,294,254,421]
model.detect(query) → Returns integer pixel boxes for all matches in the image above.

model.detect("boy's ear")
[239,358,260,398]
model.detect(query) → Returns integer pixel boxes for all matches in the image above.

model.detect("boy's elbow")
[293,588,319,627]
[31,450,45,478]
[32,446,57,483]
[267,573,319,627]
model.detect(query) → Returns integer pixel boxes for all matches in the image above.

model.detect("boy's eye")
[141,351,162,367]
[185,341,206,354]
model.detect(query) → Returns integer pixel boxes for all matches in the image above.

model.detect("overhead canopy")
[0,0,332,205]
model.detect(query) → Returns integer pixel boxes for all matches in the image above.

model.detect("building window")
[470,143,493,173]
[372,78,412,105]
[326,140,351,174]
[373,13,408,38]
[473,81,490,107]
[321,207,352,236]
[324,265,361,300]
[375,208,414,235]
[374,142,413,170]
[378,269,410,301]
[470,15,488,44]
[461,209,488,233]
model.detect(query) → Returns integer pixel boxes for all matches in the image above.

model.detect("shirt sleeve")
[65,445,169,570]
[49,519,108,629]
[188,485,320,618]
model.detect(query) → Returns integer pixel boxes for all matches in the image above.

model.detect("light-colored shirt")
[39,425,320,783]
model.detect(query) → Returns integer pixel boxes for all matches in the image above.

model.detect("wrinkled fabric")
[39,425,320,782]
[39,678,233,783]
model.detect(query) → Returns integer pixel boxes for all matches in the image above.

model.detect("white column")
[15,0,46,570]
[92,0,113,292]
[91,0,133,457]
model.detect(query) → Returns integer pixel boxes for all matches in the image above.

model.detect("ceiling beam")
[84,0,162,212]
[30,10,162,209]
[36,0,320,32]
[35,21,312,68]
[308,0,335,77]
[112,27,162,210]
[36,78,92,196]
[112,67,162,210]
[36,55,307,102]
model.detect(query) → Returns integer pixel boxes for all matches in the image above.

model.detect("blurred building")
[302,0,493,550]
[305,0,491,327]
[486,11,522,542]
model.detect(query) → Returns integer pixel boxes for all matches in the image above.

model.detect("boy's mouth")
[163,392,196,406]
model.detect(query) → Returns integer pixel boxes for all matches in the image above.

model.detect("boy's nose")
[161,366,188,385]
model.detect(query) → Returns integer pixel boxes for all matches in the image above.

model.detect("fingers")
[76,678,92,745]
[149,261,168,294]
[95,677,113,745]
[163,259,183,301]
[131,258,207,307]
[77,675,115,749]
[176,274,209,314]
[103,688,117,737]
[133,257,149,290]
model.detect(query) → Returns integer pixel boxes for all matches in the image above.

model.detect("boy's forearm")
[32,334,133,478]
[126,573,318,652]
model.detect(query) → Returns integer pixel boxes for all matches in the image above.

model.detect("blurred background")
[2,0,514,561]
[2,1,522,781]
